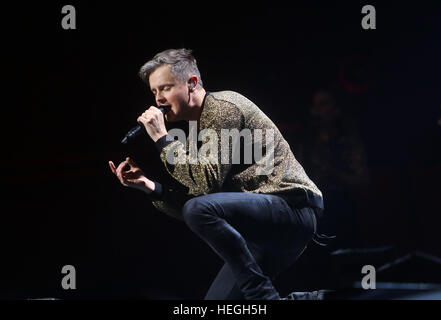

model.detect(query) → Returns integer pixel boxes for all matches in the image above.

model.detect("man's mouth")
[159,105,172,114]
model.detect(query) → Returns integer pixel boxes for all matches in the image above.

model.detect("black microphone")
[121,105,171,144]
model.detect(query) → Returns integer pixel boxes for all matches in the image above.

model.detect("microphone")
[121,105,171,144]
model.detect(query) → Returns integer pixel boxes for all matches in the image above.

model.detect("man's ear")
[188,76,198,91]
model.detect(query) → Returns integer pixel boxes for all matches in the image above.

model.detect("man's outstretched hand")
[109,157,155,194]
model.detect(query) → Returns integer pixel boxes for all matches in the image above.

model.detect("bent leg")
[183,192,316,300]
[204,211,316,300]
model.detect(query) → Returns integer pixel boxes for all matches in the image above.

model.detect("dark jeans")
[182,192,317,300]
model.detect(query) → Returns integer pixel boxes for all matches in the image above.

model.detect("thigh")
[195,192,315,252]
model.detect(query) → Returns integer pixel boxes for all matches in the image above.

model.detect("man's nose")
[156,93,166,105]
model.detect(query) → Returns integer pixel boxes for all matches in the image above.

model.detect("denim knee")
[182,197,215,231]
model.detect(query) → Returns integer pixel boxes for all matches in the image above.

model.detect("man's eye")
[163,86,171,91]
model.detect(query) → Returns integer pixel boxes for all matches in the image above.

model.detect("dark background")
[1,1,440,299]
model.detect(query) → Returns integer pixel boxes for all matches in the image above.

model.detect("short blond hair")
[139,48,203,87]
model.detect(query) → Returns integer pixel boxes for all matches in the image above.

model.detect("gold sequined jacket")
[149,91,324,220]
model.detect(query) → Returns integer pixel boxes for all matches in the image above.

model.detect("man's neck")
[187,88,207,123]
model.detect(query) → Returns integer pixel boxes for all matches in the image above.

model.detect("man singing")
[109,48,325,300]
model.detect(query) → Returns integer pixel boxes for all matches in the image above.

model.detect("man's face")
[149,65,189,122]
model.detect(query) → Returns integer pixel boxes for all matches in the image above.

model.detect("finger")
[143,109,158,118]
[142,113,153,122]
[126,157,137,167]
[109,161,117,174]
[125,178,139,185]
[138,115,153,126]
[116,159,128,171]
[125,157,133,169]
[122,172,134,180]
[149,106,161,113]
[116,160,128,179]
[122,169,139,177]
